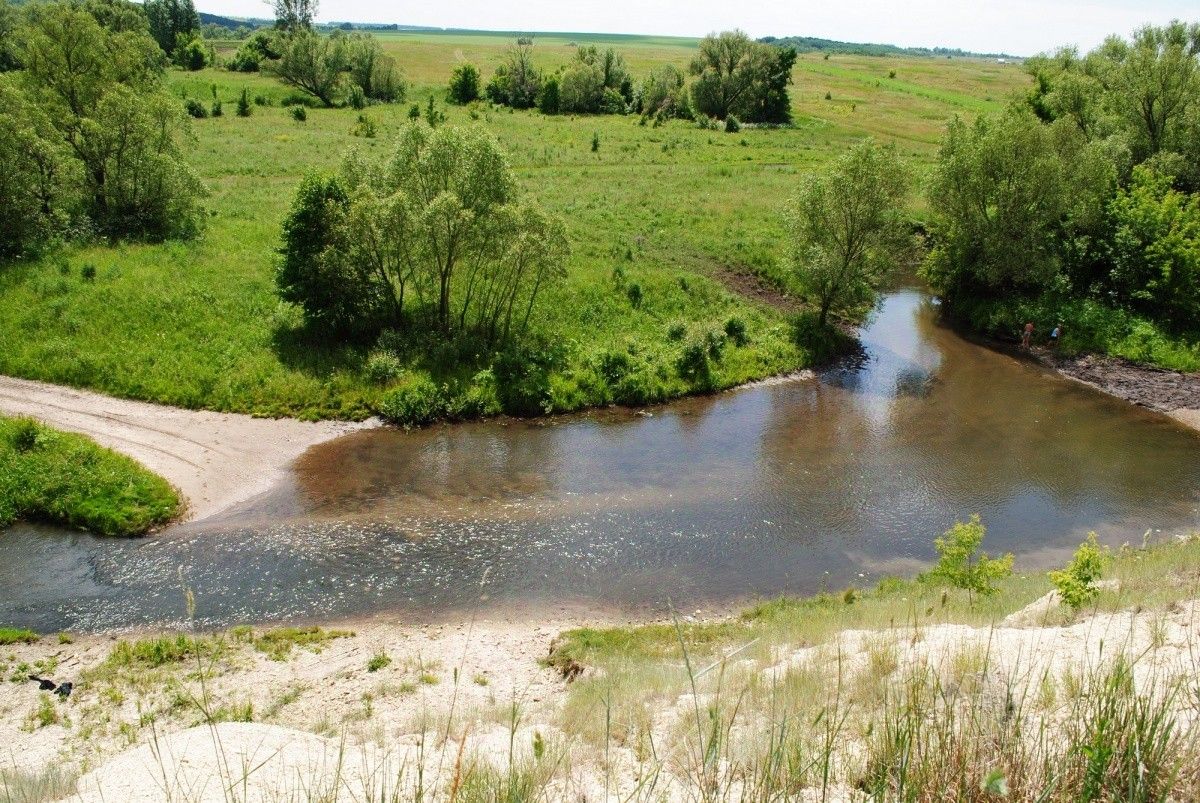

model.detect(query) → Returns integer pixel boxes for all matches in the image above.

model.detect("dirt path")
[0,376,377,522]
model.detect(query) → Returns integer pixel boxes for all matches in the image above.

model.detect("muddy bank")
[1032,351,1200,430]
[0,376,378,522]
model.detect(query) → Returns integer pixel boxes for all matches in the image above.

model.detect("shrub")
[290,105,307,122]
[174,36,208,71]
[667,322,687,341]
[448,63,481,104]
[921,514,1013,602]
[724,115,741,133]
[348,84,366,110]
[677,338,714,389]
[210,100,222,117]
[183,98,208,119]
[626,282,643,308]
[704,328,726,359]
[696,115,719,130]
[378,376,450,427]
[724,316,748,346]
[236,88,251,117]
[493,345,555,416]
[364,350,402,384]
[10,418,43,453]
[591,132,600,152]
[80,263,97,281]
[824,91,832,100]
[351,113,376,138]
[367,652,391,672]
[1049,532,1110,609]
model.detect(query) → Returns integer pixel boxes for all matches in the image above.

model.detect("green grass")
[0,416,180,536]
[0,628,38,645]
[0,39,1031,420]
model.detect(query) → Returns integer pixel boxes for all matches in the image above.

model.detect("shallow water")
[4,290,1200,632]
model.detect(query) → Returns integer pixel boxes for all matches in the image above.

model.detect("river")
[3,289,1199,632]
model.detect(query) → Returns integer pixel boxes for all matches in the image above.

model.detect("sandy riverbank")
[0,376,378,522]
[3,588,1199,801]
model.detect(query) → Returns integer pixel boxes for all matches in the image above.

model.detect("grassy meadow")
[0,32,1031,420]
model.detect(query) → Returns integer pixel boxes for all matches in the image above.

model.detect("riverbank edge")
[6,535,1200,800]
[1027,349,1200,432]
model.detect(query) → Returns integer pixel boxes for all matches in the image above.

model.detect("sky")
[199,0,1198,56]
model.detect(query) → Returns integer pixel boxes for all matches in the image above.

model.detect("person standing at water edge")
[1049,323,1062,348]
[1022,322,1034,349]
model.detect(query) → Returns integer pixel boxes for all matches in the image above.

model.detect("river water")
[3,289,1199,632]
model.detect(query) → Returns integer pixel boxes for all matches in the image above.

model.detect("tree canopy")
[690,31,796,123]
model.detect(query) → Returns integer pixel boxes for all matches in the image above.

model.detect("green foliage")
[723,115,740,133]
[787,139,910,326]
[363,350,401,384]
[1049,532,1111,609]
[228,30,278,72]
[281,122,568,345]
[0,415,179,536]
[12,1,204,242]
[922,514,1014,600]
[558,45,632,114]
[350,112,376,137]
[367,652,391,672]
[273,30,346,107]
[724,316,748,345]
[378,376,452,427]
[173,35,208,70]
[344,32,405,103]
[690,31,794,123]
[236,87,251,116]
[639,64,689,119]
[184,97,207,118]
[144,0,198,57]
[536,73,560,113]
[486,41,541,109]
[250,626,353,660]
[1108,166,1200,328]
[448,62,480,104]
[289,104,307,122]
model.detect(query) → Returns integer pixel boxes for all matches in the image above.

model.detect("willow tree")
[786,139,910,327]
[279,122,568,344]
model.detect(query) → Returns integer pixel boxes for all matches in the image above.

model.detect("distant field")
[0,33,1031,420]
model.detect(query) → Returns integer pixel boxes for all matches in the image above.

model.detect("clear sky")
[201,0,1198,56]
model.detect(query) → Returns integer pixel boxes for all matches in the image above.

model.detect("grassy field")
[0,416,180,535]
[0,33,1030,420]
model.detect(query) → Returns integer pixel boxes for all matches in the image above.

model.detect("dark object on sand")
[28,675,56,691]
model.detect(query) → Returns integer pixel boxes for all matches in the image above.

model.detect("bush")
[920,514,1013,602]
[174,36,208,71]
[210,100,222,117]
[351,113,376,138]
[290,105,307,122]
[1049,532,1110,609]
[493,344,555,416]
[724,316,748,346]
[724,115,741,133]
[183,98,208,119]
[626,282,642,308]
[591,132,600,152]
[236,88,251,117]
[348,84,366,110]
[364,350,402,385]
[677,338,715,389]
[448,63,480,104]
[378,376,450,427]
[704,328,726,359]
[667,322,687,341]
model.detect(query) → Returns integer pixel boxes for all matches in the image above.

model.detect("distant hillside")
[197,10,270,30]
[761,35,1018,60]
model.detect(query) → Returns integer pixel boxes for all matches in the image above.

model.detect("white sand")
[0,375,376,521]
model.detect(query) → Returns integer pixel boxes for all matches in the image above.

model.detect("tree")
[922,515,1013,603]
[16,1,202,239]
[273,30,345,106]
[0,75,76,260]
[0,0,20,71]
[1107,165,1200,327]
[447,63,480,104]
[558,46,631,114]
[785,139,910,327]
[486,41,541,109]
[922,108,1116,300]
[228,30,279,72]
[274,0,315,33]
[344,33,404,102]
[143,0,198,58]
[279,122,569,342]
[689,31,794,123]
[639,64,688,118]
[536,74,559,114]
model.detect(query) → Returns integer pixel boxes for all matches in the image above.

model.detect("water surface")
[3,290,1199,632]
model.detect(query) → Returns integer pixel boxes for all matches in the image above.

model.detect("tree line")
[446,30,797,126]
[924,21,1200,348]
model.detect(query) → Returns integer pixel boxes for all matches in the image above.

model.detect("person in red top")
[1022,321,1034,349]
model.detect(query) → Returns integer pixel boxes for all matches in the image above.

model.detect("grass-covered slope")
[0,416,180,536]
[0,40,1029,420]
